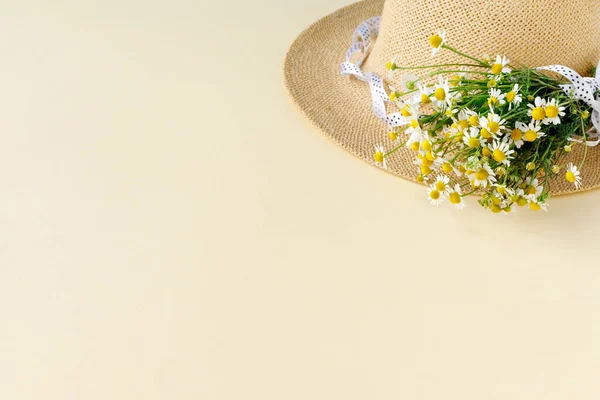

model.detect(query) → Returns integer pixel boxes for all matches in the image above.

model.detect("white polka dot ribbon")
[538,63,600,146]
[340,17,407,128]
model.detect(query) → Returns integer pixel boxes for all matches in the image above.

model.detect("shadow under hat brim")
[284,0,600,196]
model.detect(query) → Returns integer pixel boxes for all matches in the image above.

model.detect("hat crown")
[365,0,600,76]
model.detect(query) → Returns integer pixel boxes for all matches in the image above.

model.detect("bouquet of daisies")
[375,31,597,213]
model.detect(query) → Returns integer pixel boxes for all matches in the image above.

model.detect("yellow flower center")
[517,197,528,206]
[491,204,502,213]
[442,163,453,173]
[491,63,503,75]
[435,181,446,191]
[564,144,572,153]
[401,106,411,117]
[482,147,491,157]
[493,149,506,162]
[426,151,437,161]
[487,80,497,88]
[410,141,420,151]
[506,91,516,102]
[488,121,500,133]
[458,120,469,130]
[526,162,536,171]
[531,107,545,120]
[468,137,480,148]
[434,88,446,101]
[488,97,499,106]
[566,171,576,183]
[526,185,537,195]
[503,206,512,213]
[429,189,441,200]
[525,129,537,142]
[529,202,541,211]
[480,128,492,139]
[497,186,506,194]
[475,169,489,181]
[545,105,559,118]
[409,120,419,130]
[385,61,393,71]
[511,128,523,141]
[421,93,431,104]
[389,92,397,102]
[422,158,433,167]
[388,132,398,141]
[430,34,443,48]
[449,192,461,204]
[552,165,560,174]
[374,152,384,163]
[422,140,432,151]
[416,174,425,183]
[420,165,431,175]
[450,75,460,87]
[469,115,479,127]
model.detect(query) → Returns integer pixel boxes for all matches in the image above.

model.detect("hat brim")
[284,0,600,196]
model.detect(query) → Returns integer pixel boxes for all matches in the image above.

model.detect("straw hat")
[284,0,600,195]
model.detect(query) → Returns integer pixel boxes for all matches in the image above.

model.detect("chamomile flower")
[373,144,387,169]
[429,30,446,57]
[527,196,549,212]
[522,121,544,142]
[490,55,511,75]
[463,127,481,148]
[487,88,506,107]
[386,57,398,79]
[543,98,566,125]
[506,84,523,110]
[432,174,450,193]
[415,82,433,105]
[527,97,547,122]
[432,77,450,109]
[565,162,582,189]
[489,139,515,166]
[427,184,446,206]
[468,163,496,188]
[510,122,526,148]
[523,177,543,197]
[447,184,466,210]
[479,110,506,139]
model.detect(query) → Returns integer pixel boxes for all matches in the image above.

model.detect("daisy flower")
[510,122,526,148]
[432,77,450,109]
[523,177,543,197]
[433,174,451,194]
[468,163,496,188]
[527,97,547,122]
[427,184,445,206]
[506,84,523,110]
[488,88,506,107]
[447,184,466,210]
[429,30,446,57]
[479,110,506,139]
[527,197,549,212]
[373,144,387,169]
[489,139,515,166]
[543,98,566,125]
[415,82,433,105]
[463,127,481,148]
[386,57,398,80]
[490,55,511,75]
[522,121,544,142]
[565,162,582,189]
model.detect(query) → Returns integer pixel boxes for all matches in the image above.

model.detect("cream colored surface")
[1,0,600,399]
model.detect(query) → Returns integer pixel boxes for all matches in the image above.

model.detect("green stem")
[442,44,489,67]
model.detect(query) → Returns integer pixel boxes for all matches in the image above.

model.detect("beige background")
[1,0,600,399]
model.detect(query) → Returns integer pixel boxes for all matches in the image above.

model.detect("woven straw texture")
[284,0,600,195]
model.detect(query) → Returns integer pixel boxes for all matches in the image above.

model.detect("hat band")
[340,18,600,147]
